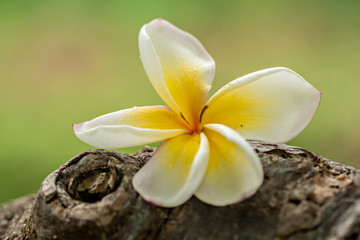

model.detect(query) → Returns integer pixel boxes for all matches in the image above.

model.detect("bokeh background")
[1,0,360,204]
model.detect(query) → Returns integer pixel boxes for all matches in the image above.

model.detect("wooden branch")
[1,141,360,240]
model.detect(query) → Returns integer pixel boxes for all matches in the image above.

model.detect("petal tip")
[132,178,175,208]
[236,189,258,204]
[282,87,322,143]
[147,18,169,28]
[148,18,165,26]
[72,122,82,132]
[135,188,165,206]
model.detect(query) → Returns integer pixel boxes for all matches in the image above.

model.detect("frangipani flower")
[73,18,321,207]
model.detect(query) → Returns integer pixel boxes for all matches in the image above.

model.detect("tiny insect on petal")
[202,67,321,143]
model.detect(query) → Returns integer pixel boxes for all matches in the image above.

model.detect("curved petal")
[195,124,263,206]
[139,18,215,128]
[132,132,209,207]
[73,106,187,148]
[202,67,321,143]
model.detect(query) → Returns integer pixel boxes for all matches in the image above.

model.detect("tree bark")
[1,141,360,240]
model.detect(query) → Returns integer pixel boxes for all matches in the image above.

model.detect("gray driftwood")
[1,141,360,240]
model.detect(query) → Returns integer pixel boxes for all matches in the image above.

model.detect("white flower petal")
[73,106,186,148]
[203,67,321,143]
[195,123,263,206]
[139,19,215,127]
[133,133,209,207]
[139,25,179,114]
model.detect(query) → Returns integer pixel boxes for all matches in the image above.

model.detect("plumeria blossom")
[73,18,321,207]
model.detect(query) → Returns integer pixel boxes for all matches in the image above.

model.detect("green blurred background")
[1,0,359,204]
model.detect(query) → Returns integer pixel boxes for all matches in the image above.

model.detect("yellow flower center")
[180,105,208,134]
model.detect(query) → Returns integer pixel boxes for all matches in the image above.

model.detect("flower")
[73,18,321,207]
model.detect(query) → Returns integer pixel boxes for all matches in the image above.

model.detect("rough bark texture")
[1,141,360,240]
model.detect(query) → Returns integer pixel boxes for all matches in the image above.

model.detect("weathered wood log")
[1,141,360,240]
